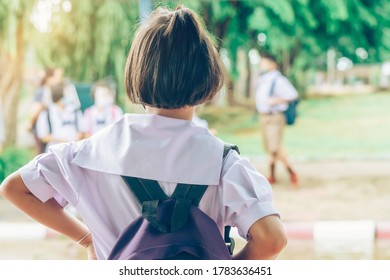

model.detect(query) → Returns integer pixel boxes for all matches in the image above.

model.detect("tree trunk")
[226,79,235,106]
[0,15,24,148]
[281,48,290,75]
[244,50,251,99]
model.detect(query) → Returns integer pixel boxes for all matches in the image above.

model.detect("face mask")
[96,96,114,108]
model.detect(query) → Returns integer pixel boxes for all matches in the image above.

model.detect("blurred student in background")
[255,53,299,188]
[29,67,81,154]
[28,68,56,154]
[84,82,123,137]
[36,83,85,152]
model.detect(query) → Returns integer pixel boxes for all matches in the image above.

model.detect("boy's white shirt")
[19,114,278,259]
[36,104,86,149]
[255,70,298,114]
[84,105,124,135]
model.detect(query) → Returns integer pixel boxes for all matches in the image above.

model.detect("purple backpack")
[108,145,238,260]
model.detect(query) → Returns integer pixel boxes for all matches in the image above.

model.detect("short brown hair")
[125,5,226,109]
[51,83,65,103]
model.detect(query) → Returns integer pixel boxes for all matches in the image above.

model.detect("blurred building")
[307,62,388,96]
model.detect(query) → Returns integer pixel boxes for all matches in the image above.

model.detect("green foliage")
[0,1,9,34]
[248,7,271,31]
[32,0,139,104]
[320,0,348,21]
[166,0,389,94]
[2,0,390,107]
[211,1,236,22]
[261,0,295,26]
[0,147,34,183]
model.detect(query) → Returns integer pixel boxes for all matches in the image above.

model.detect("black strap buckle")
[226,237,235,255]
[224,226,235,255]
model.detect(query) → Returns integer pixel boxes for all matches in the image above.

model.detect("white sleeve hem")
[235,202,280,241]
[19,163,54,203]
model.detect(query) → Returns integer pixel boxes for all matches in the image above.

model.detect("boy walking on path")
[255,54,299,188]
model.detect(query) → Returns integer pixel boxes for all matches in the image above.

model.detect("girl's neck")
[146,106,195,121]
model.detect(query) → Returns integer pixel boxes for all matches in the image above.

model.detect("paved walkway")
[1,158,389,259]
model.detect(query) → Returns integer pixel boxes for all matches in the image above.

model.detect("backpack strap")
[122,176,170,232]
[170,144,239,251]
[223,143,239,158]
[122,176,167,204]
[171,183,208,207]
[222,143,240,255]
[169,143,238,233]
[46,109,52,134]
[269,77,277,97]
[121,143,240,242]
[170,183,208,232]
[74,109,79,131]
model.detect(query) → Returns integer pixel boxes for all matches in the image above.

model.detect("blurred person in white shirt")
[84,82,123,137]
[36,83,85,151]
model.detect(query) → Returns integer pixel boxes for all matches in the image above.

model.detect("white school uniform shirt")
[19,114,279,259]
[84,105,123,135]
[255,70,298,114]
[192,115,209,128]
[36,104,86,150]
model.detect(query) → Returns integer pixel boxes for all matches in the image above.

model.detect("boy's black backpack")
[108,144,239,260]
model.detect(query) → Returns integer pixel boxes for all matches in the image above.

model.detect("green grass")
[199,93,390,159]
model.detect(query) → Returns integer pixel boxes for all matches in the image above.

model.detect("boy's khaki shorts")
[259,112,285,154]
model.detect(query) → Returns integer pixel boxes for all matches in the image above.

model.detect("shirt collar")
[71,114,225,185]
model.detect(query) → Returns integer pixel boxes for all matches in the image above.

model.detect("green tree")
[33,0,139,104]
[247,0,390,90]
[0,0,34,147]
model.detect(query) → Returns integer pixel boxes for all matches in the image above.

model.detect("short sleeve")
[221,151,279,240]
[18,142,84,207]
[275,76,298,101]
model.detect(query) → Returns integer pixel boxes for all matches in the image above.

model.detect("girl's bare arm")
[0,172,96,259]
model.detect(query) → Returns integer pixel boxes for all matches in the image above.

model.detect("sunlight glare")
[30,0,72,33]
[30,0,53,33]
